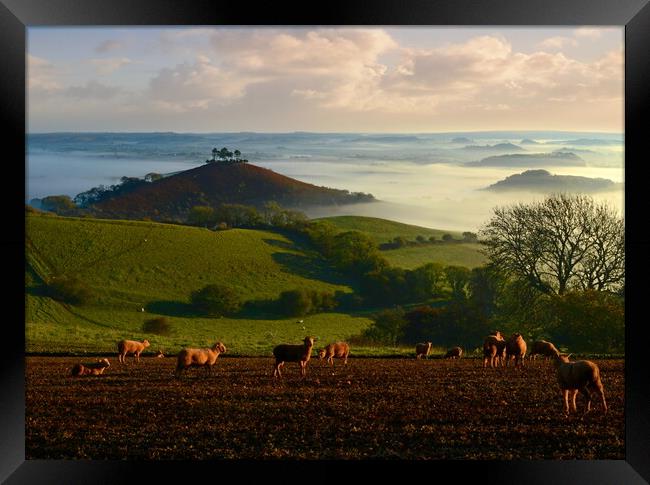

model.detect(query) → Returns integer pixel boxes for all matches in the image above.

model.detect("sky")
[27,27,624,133]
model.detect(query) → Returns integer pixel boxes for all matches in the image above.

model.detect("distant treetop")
[206,147,248,165]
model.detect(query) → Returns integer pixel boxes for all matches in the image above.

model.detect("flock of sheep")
[69,331,608,416]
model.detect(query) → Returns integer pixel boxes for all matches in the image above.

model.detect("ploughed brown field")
[26,357,624,460]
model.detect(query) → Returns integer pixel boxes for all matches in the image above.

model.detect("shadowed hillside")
[89,162,374,221]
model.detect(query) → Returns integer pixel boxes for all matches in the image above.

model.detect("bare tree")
[480,194,624,295]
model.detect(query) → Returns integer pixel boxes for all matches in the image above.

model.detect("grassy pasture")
[318,215,486,269]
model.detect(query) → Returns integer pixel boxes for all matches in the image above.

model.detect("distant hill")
[462,143,524,151]
[89,162,375,221]
[465,151,585,167]
[317,216,486,269]
[520,138,541,145]
[483,169,622,193]
[451,137,474,144]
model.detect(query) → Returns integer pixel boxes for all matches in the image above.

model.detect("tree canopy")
[480,194,624,295]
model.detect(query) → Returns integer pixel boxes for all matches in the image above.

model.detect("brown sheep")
[318,342,350,366]
[117,339,150,363]
[483,332,506,368]
[529,340,560,361]
[71,358,110,377]
[505,333,527,367]
[175,342,227,377]
[273,336,315,378]
[445,347,463,359]
[553,353,607,415]
[415,342,432,359]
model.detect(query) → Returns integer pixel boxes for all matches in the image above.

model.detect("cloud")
[90,57,132,74]
[95,39,124,53]
[148,55,255,111]
[28,54,61,93]
[574,28,603,39]
[538,36,578,50]
[63,80,122,99]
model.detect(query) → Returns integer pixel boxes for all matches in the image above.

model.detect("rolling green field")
[26,213,376,354]
[382,243,487,269]
[25,213,488,355]
[318,215,486,269]
[318,215,464,244]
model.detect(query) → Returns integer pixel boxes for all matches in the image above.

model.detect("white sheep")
[273,336,315,378]
[415,342,432,359]
[175,342,227,377]
[529,340,560,361]
[71,358,111,376]
[117,339,150,363]
[318,342,350,366]
[483,331,506,368]
[444,347,463,359]
[552,353,607,415]
[505,333,527,367]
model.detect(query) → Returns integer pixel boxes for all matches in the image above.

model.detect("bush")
[45,275,93,305]
[361,307,407,345]
[190,284,243,317]
[276,289,338,317]
[277,289,313,317]
[142,317,172,336]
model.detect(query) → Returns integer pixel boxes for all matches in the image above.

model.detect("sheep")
[318,342,350,366]
[529,340,560,361]
[444,347,463,359]
[155,349,165,358]
[175,342,227,377]
[71,358,110,377]
[415,342,433,359]
[483,331,506,368]
[117,339,150,363]
[273,336,315,378]
[505,333,527,367]
[552,353,607,415]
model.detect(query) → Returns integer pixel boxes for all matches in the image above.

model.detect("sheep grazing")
[175,342,227,378]
[155,350,165,358]
[117,339,150,364]
[505,333,527,367]
[273,336,315,378]
[415,342,433,359]
[529,340,560,361]
[552,353,607,415]
[318,342,350,366]
[445,347,463,359]
[483,332,506,368]
[71,358,111,377]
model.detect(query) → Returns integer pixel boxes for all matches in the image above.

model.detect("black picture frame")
[3,0,649,483]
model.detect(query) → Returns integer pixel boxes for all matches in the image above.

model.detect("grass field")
[382,243,487,269]
[27,213,350,305]
[319,215,464,245]
[26,356,623,459]
[25,212,493,355]
[318,215,486,269]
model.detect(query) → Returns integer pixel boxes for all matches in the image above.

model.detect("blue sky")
[28,27,623,133]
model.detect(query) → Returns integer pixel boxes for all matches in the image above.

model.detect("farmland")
[319,215,487,269]
[25,356,623,460]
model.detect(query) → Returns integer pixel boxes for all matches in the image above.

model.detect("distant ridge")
[90,162,375,221]
[461,142,524,151]
[483,169,621,192]
[465,151,585,167]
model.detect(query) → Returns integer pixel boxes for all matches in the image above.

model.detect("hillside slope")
[319,215,486,269]
[26,213,351,305]
[91,162,374,220]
